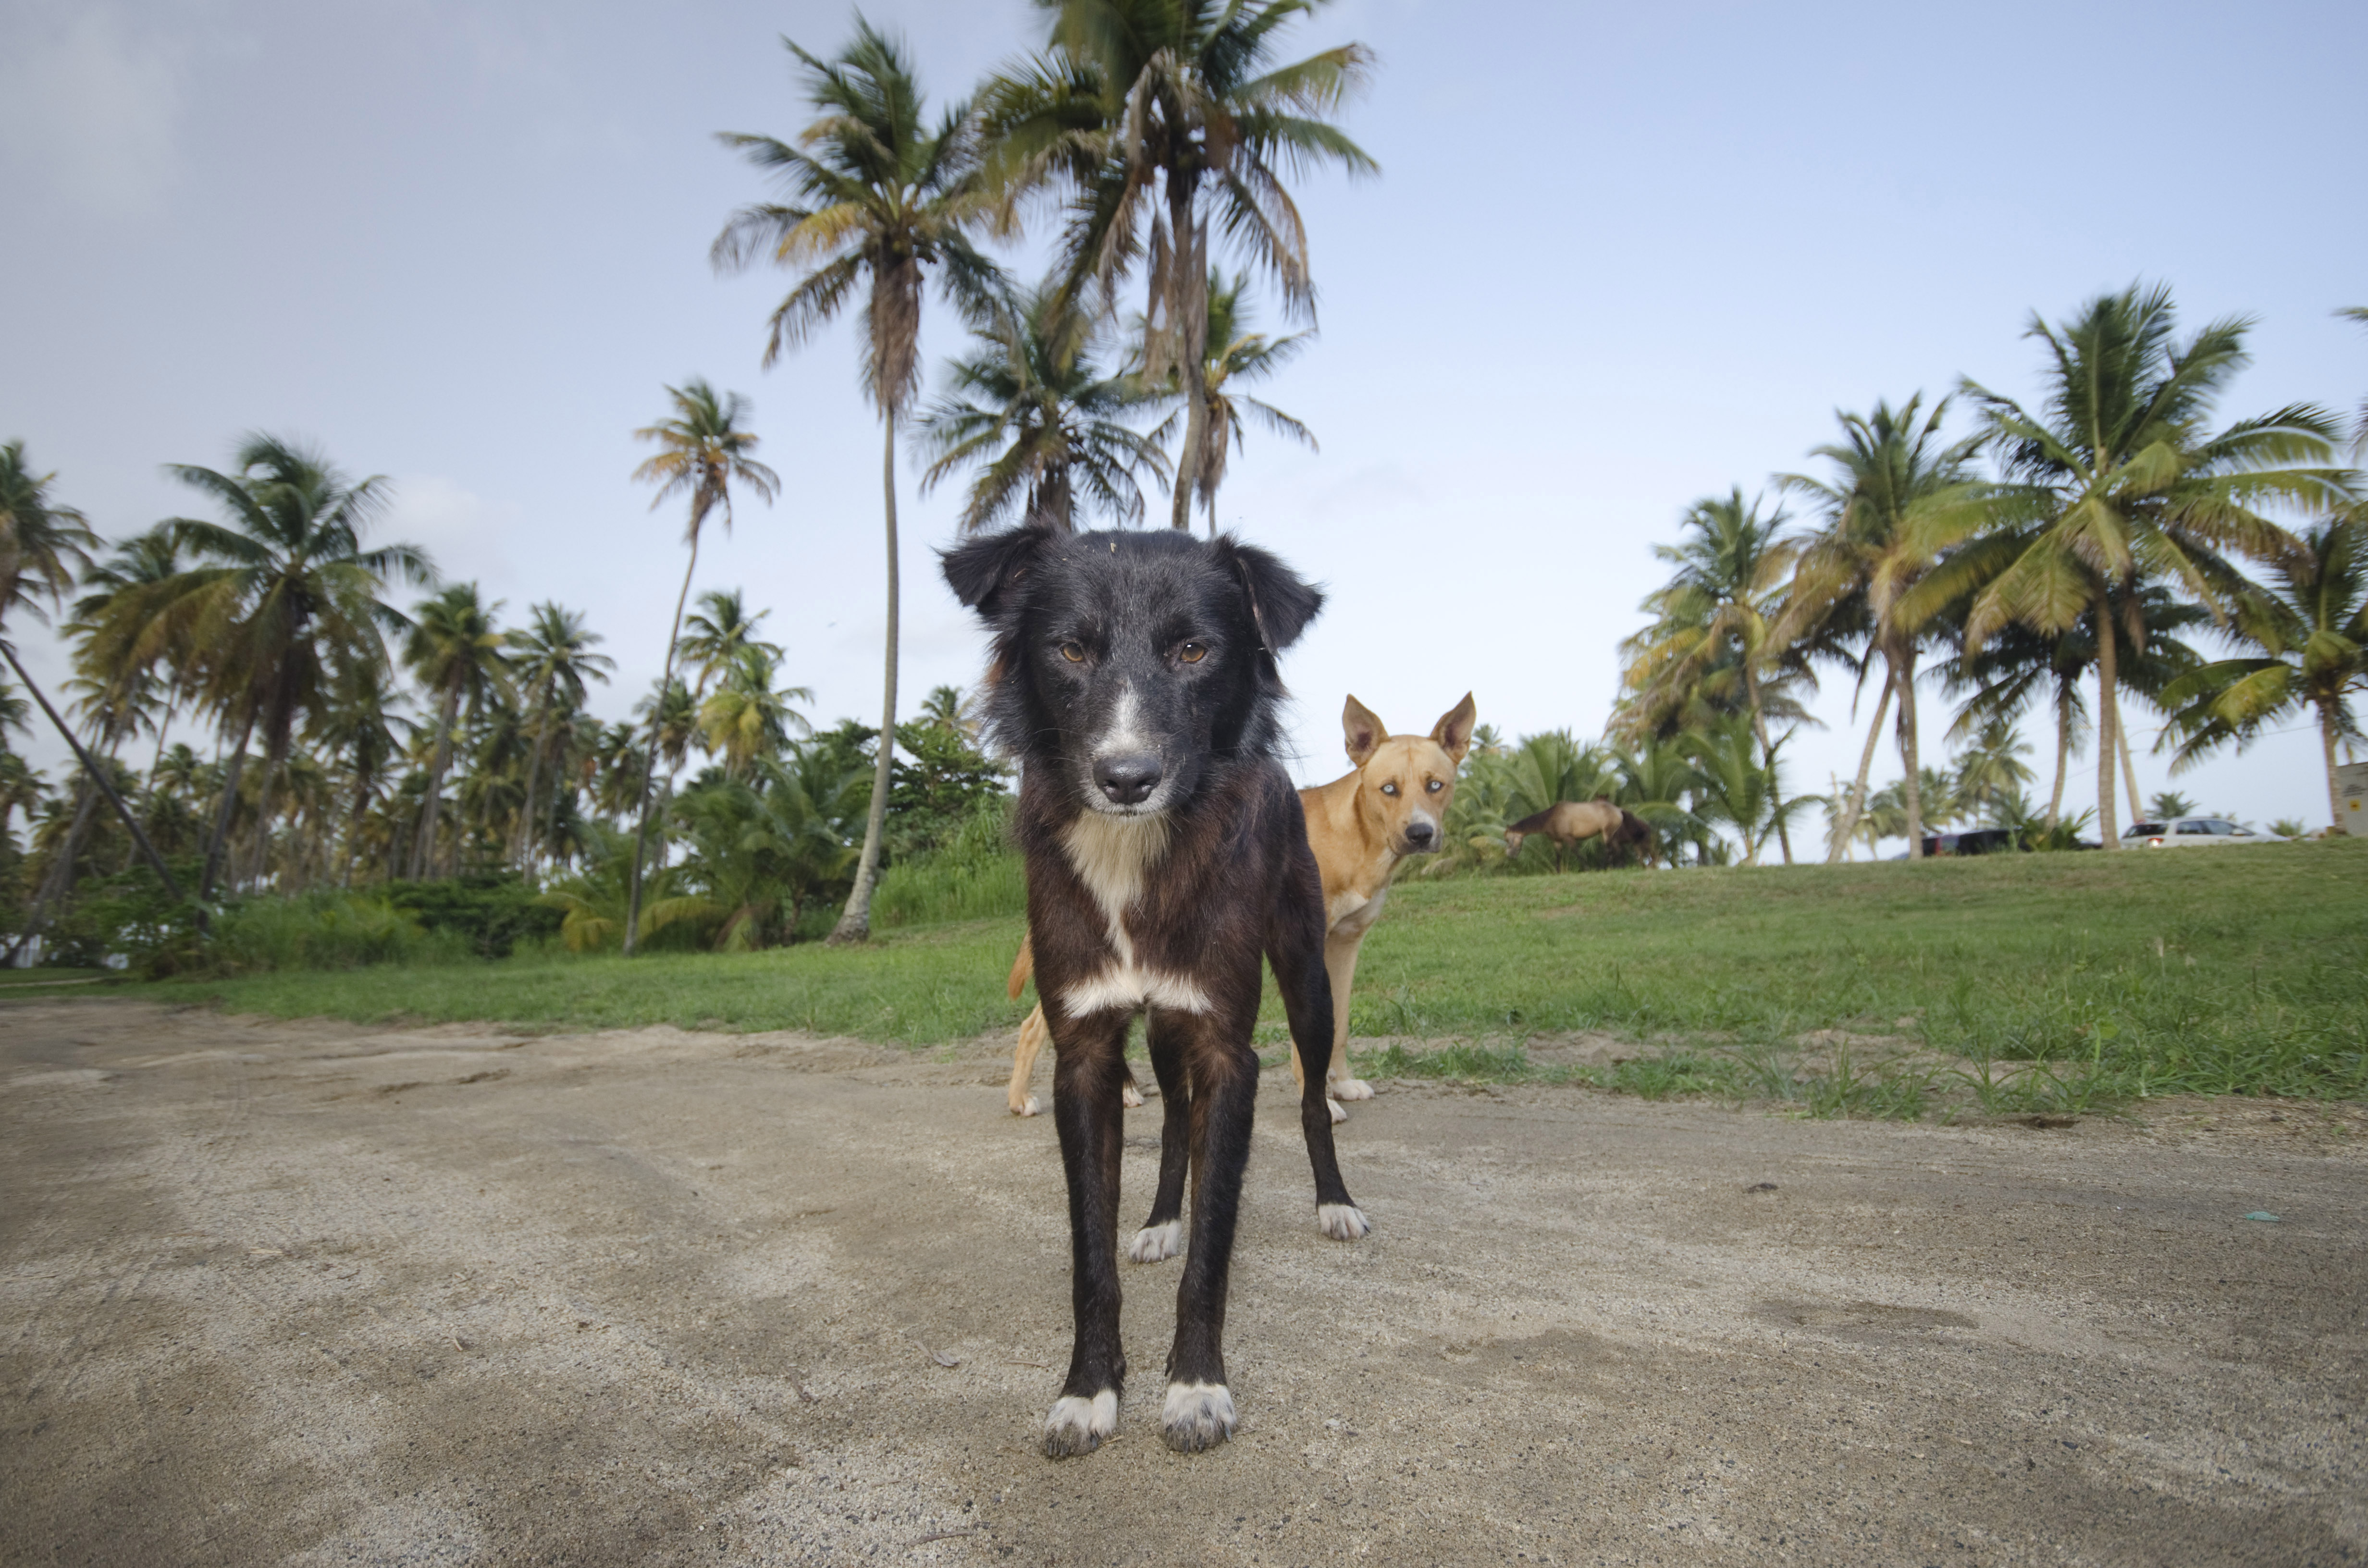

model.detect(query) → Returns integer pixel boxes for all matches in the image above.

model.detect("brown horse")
[1503,798,1645,870]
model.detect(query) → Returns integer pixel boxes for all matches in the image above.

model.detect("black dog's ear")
[1213,537,1324,653]
[939,524,1054,618]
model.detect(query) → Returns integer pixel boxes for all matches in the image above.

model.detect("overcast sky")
[4,0,2363,848]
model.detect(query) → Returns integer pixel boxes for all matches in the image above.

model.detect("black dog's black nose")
[1094,753,1162,806]
[1403,820,1436,847]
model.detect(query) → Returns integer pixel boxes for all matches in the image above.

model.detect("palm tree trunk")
[2320,699,2348,836]
[249,753,280,891]
[2047,686,2072,831]
[410,683,461,881]
[199,708,257,901]
[1828,669,1895,863]
[626,527,703,955]
[830,410,901,944]
[1741,664,1792,865]
[1167,205,1209,532]
[0,643,195,940]
[2116,721,2144,825]
[2094,600,2121,848]
[516,708,546,873]
[1898,648,1924,858]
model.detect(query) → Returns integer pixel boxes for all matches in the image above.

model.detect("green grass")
[55,838,2368,1114]
[1340,839,2368,1112]
[132,916,1036,1045]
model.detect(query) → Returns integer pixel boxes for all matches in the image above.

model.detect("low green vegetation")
[109,839,2365,1116]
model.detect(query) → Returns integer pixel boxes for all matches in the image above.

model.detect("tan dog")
[1002,692,1476,1122]
[1004,938,1143,1116]
[1292,693,1477,1122]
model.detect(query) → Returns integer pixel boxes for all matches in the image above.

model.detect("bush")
[199,890,472,976]
[873,796,1026,928]
[385,873,563,957]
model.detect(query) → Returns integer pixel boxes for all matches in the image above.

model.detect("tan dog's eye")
[1059,641,1086,663]
[1380,782,1398,797]
[1178,642,1206,664]
[1427,778,1444,794]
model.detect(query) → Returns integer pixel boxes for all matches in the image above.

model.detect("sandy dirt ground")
[2,999,2363,1567]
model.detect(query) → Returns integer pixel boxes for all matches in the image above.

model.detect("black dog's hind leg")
[1128,1010,1194,1264]
[1043,1007,1133,1458]
[1160,1012,1259,1452]
[1270,836,1369,1242]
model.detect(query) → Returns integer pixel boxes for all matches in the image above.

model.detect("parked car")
[2120,818,2284,847]
[1920,828,2019,857]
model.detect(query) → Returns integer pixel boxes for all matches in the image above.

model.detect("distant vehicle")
[2120,818,2284,847]
[1920,828,2019,857]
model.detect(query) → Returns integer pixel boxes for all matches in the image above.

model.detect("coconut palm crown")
[979,0,1374,528]
[1937,284,2354,846]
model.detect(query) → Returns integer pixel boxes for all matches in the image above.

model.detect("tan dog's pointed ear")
[1342,695,1384,767]
[1431,693,1477,764]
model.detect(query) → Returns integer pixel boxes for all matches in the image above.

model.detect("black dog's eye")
[1427,778,1444,794]
[1177,642,1207,664]
[1059,641,1086,664]
[1380,782,1398,797]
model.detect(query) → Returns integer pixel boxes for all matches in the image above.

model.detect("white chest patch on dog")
[1058,811,1210,1016]
[1329,882,1388,938]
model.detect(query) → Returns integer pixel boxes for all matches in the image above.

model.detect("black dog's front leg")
[1160,1008,1261,1452]
[1044,1006,1132,1458]
[1270,836,1369,1242]
[1128,1010,1195,1264]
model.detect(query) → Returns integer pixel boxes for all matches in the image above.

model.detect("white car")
[2120,818,2284,847]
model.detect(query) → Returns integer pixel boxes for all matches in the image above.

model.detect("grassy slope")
[123,840,2367,1104]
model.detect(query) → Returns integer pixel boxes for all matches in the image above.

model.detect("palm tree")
[916,280,1169,532]
[506,602,612,873]
[1950,717,2035,825]
[676,589,780,710]
[132,436,432,899]
[2158,515,2368,830]
[1687,717,1818,866]
[624,381,778,953]
[0,444,193,943]
[309,654,405,884]
[696,645,814,779]
[712,20,999,945]
[1148,269,1318,535]
[1780,396,1994,860]
[1948,285,2353,847]
[1621,490,1807,862]
[980,0,1375,530]
[68,526,187,776]
[1933,617,2089,832]
[916,684,975,739]
[403,585,507,880]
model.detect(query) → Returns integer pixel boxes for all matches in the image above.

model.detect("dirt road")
[2,999,2361,1566]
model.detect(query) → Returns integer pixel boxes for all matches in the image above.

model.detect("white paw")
[1327,1097,1347,1124]
[1128,1219,1184,1263]
[1160,1381,1236,1453]
[1317,1202,1371,1241]
[1122,1079,1144,1110]
[1011,1094,1040,1118]
[1333,1077,1375,1102]
[1043,1390,1117,1458]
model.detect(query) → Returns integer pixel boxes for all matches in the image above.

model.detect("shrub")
[873,796,1026,928]
[385,873,563,957]
[198,890,472,975]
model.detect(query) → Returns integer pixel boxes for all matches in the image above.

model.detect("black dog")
[941,524,1367,1459]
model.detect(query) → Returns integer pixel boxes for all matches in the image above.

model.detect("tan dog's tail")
[1007,934,1034,999]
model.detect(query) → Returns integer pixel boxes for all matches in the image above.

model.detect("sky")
[4,0,2364,851]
